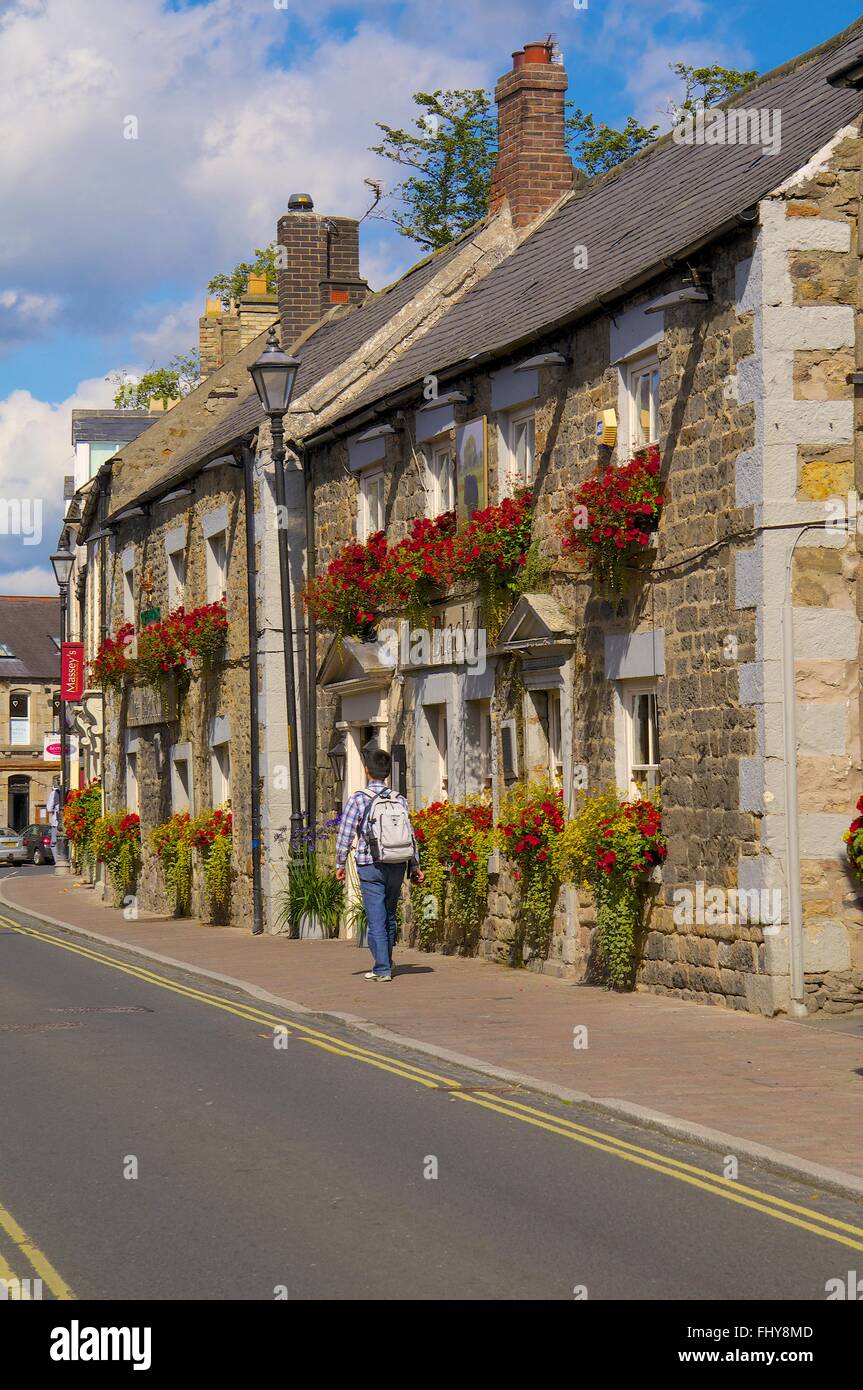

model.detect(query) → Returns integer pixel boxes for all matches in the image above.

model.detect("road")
[1,895,863,1301]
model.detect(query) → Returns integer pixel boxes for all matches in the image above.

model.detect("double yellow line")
[4,912,863,1258]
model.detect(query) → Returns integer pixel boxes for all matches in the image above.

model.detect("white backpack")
[361,789,416,865]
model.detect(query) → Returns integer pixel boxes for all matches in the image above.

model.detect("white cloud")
[0,0,491,344]
[0,371,113,503]
[0,564,58,596]
[130,299,200,369]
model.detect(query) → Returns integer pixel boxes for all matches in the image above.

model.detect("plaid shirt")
[335,782,417,869]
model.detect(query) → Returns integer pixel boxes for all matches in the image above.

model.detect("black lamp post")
[50,542,75,870]
[248,327,305,853]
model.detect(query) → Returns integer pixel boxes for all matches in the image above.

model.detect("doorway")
[8,776,30,831]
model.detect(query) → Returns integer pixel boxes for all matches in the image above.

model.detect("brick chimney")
[199,297,241,378]
[276,194,369,347]
[237,273,278,349]
[489,41,574,228]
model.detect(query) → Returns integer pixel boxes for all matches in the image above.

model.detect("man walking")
[335,744,424,981]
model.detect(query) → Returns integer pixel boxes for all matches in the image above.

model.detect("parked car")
[0,828,26,865]
[17,824,54,865]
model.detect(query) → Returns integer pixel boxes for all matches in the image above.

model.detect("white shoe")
[364,971,392,981]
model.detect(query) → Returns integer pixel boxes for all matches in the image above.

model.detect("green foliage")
[374,63,759,247]
[554,788,666,987]
[92,811,141,904]
[207,244,279,308]
[411,800,494,953]
[275,849,345,939]
[112,351,201,409]
[670,62,759,116]
[565,109,659,177]
[371,89,498,249]
[498,782,565,960]
[149,813,193,916]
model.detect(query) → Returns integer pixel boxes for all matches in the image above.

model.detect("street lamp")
[328,732,347,789]
[50,542,75,871]
[248,326,305,853]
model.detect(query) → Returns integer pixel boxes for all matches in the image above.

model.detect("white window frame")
[358,467,385,541]
[165,526,187,611]
[9,690,30,746]
[547,688,563,787]
[627,355,660,452]
[210,716,231,807]
[625,684,660,795]
[122,548,135,624]
[126,751,139,815]
[501,405,535,489]
[170,743,193,815]
[427,437,455,517]
[202,508,228,604]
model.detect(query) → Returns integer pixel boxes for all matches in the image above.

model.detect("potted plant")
[561,446,663,593]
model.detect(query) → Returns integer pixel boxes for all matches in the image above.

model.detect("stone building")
[71,19,863,1016]
[0,597,61,830]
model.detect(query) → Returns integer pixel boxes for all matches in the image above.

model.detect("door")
[8,777,30,832]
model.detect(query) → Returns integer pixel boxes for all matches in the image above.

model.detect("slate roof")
[71,411,159,446]
[112,231,479,514]
[338,17,863,423]
[114,16,863,502]
[0,597,61,680]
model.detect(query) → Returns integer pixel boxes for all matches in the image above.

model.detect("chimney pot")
[512,49,525,70]
[523,41,552,64]
[288,192,315,212]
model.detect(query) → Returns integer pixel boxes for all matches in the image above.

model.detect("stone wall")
[102,461,256,926]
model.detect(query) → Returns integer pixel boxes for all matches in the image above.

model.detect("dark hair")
[363,744,391,780]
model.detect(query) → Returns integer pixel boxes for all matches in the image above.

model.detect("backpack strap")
[358,787,390,836]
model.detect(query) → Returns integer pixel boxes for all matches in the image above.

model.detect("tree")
[110,349,202,410]
[565,110,659,178]
[670,63,759,118]
[370,90,498,250]
[207,244,279,308]
[373,63,758,247]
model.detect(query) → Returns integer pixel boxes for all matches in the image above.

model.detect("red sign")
[61,642,85,700]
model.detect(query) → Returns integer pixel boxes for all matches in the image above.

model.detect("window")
[359,469,385,541]
[167,547,186,610]
[465,698,492,794]
[211,741,231,806]
[205,530,227,603]
[126,752,139,815]
[171,745,193,814]
[428,440,455,516]
[122,556,135,624]
[547,689,563,786]
[628,359,660,450]
[502,407,535,487]
[89,443,123,478]
[627,687,660,794]
[9,691,30,745]
[0,642,13,657]
[426,703,448,801]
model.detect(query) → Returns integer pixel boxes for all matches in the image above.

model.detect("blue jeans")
[357,863,406,976]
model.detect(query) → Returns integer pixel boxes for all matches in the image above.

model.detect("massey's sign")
[61,642,84,700]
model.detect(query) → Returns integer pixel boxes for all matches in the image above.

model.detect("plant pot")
[299,912,325,940]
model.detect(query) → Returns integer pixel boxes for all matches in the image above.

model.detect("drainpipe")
[781,524,816,1018]
[302,442,317,831]
[239,442,264,935]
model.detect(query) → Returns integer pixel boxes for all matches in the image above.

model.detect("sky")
[0,0,860,594]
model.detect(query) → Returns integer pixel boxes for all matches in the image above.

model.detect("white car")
[0,828,26,865]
